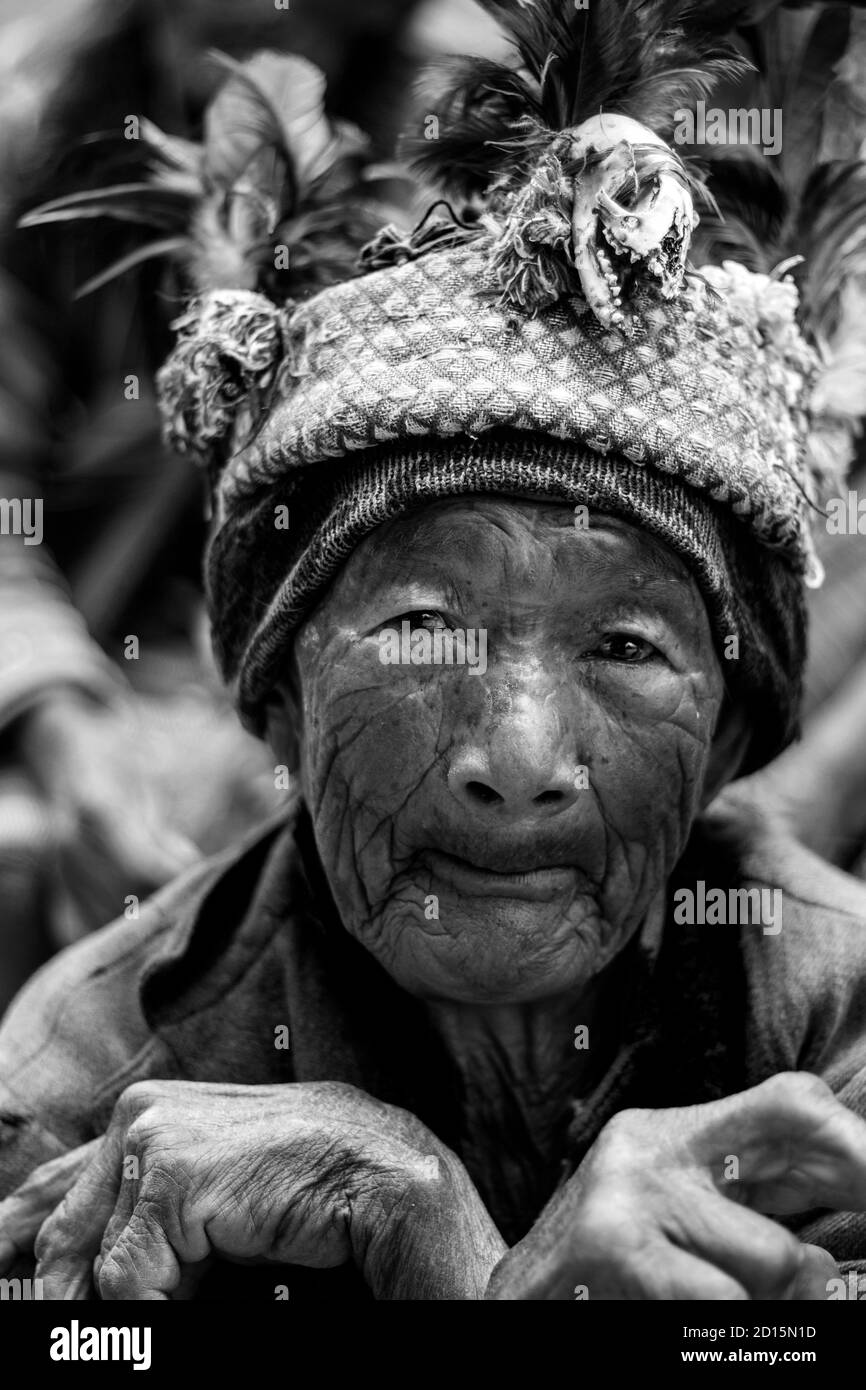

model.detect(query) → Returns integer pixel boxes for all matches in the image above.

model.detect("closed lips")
[419,849,586,901]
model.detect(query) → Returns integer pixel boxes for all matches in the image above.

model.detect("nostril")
[533,789,565,807]
[466,780,504,806]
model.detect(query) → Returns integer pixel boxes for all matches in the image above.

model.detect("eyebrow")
[579,522,694,588]
[619,565,692,591]
[366,511,695,596]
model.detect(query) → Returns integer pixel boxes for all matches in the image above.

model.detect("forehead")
[358,494,694,589]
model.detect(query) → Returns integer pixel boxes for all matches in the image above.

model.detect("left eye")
[591,633,657,662]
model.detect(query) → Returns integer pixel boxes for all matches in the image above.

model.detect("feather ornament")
[405,0,748,326]
[21,51,389,482]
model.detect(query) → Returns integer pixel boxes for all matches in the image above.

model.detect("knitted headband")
[26,4,866,773]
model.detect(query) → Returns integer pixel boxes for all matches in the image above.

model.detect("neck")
[421,904,665,1240]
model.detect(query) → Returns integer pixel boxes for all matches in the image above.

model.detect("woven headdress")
[24,2,866,772]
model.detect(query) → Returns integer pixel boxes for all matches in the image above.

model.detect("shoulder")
[0,814,289,1196]
[695,792,866,1079]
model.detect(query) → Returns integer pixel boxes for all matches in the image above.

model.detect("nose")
[447,694,581,820]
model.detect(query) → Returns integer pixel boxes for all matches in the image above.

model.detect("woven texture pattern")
[223,239,818,575]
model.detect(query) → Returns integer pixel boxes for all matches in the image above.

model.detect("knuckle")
[97,1251,129,1301]
[125,1114,158,1152]
[763,1071,833,1110]
[115,1080,163,1126]
[597,1108,634,1144]
[596,1106,649,1155]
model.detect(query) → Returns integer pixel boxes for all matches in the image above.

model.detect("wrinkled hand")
[0,1141,102,1273]
[487,1073,866,1300]
[29,1080,505,1300]
[20,692,200,936]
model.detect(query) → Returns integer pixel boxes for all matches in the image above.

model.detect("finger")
[787,1244,841,1301]
[35,1127,127,1299]
[98,1207,199,1301]
[0,1141,102,1272]
[96,1184,143,1281]
[615,1243,751,1302]
[487,1238,749,1301]
[700,1073,866,1213]
[776,1098,866,1211]
[664,1189,804,1300]
[96,1159,215,1300]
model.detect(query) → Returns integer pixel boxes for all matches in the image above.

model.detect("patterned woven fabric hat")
[223,246,817,549]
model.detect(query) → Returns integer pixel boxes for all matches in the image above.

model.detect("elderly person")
[3,2,866,1300]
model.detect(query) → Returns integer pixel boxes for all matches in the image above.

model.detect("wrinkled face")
[270,497,737,1005]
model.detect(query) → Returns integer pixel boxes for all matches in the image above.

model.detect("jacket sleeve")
[740,844,866,1270]
[0,896,177,1201]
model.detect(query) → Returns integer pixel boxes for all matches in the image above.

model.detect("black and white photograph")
[0,0,866,1359]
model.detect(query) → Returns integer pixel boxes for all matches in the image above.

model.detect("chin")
[369,898,621,1004]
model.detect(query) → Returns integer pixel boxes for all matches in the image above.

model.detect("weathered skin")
[273,497,733,1005]
[26,1081,505,1300]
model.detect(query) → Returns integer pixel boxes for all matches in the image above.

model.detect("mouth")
[595,212,688,306]
[594,228,634,312]
[418,849,587,903]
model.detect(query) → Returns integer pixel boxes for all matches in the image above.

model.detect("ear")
[263,678,301,776]
[701,699,751,809]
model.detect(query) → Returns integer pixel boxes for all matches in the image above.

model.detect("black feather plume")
[406,0,749,200]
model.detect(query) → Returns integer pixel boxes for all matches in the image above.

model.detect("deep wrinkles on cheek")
[305,666,452,928]
[297,598,723,984]
[586,683,716,924]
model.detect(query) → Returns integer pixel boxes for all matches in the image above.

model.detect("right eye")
[394,611,450,633]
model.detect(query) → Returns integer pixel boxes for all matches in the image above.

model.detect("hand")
[0,1141,102,1273]
[31,1080,506,1300]
[19,692,200,936]
[486,1072,866,1300]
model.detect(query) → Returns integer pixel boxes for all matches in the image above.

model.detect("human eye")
[392,610,451,633]
[587,632,659,663]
